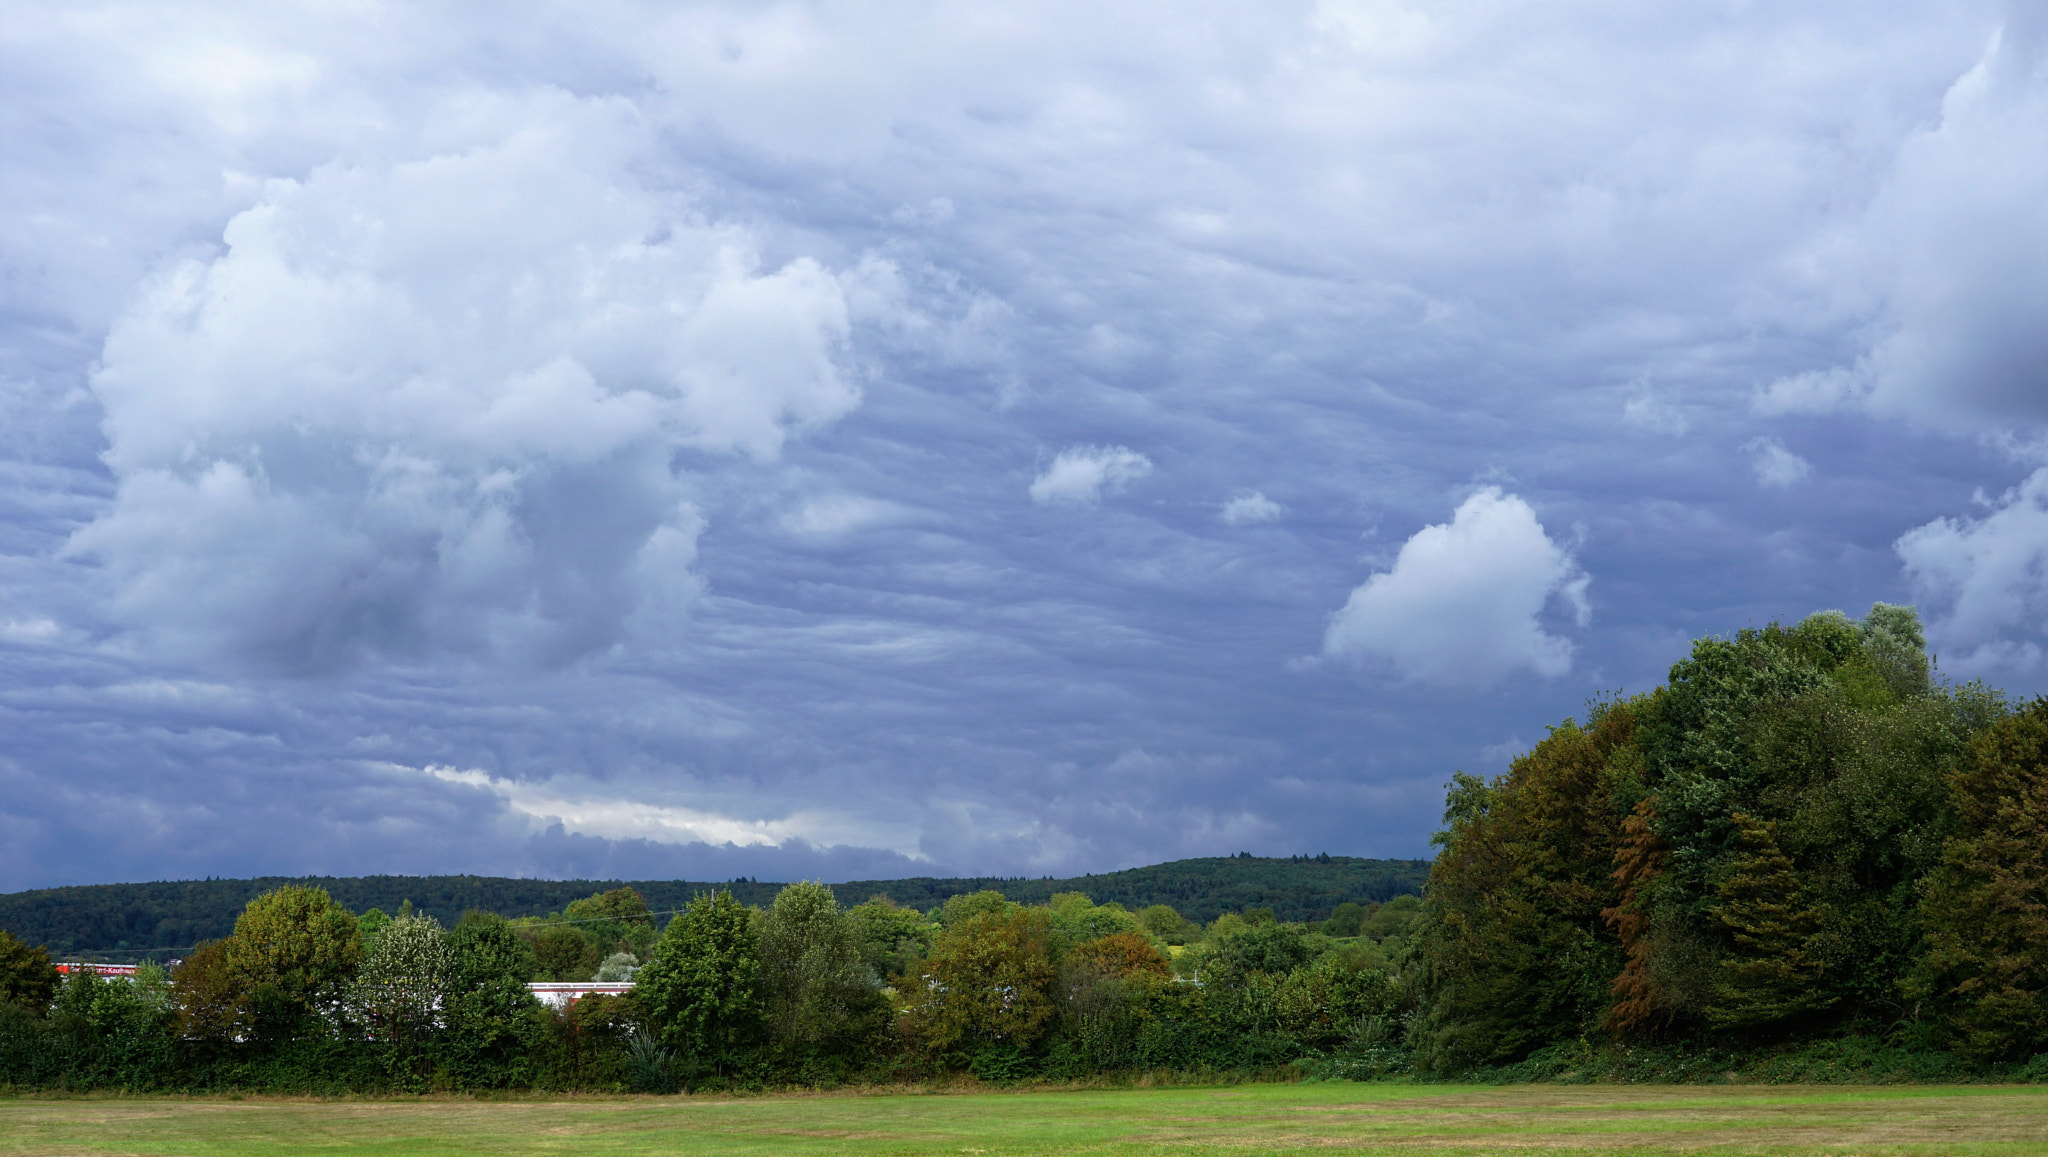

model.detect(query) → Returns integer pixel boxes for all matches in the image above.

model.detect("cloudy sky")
[4,1,2046,892]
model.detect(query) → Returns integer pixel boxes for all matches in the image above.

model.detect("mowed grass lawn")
[6,1082,2048,1156]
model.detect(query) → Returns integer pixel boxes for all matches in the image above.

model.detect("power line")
[53,907,691,957]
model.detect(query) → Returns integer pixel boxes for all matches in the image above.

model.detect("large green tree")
[1916,699,2048,1060]
[756,882,886,1069]
[220,885,363,1040]
[1621,607,1986,1037]
[562,887,656,957]
[436,912,546,1086]
[1413,697,1640,1067]
[635,890,763,1080]
[906,906,1058,1062]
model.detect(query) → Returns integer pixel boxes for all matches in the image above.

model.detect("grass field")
[6,1082,2048,1156]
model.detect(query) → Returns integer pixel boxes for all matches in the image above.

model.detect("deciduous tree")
[907,907,1057,1060]
[635,890,763,1080]
[0,929,58,1013]
[757,882,885,1067]
[1917,699,2048,1060]
[220,885,363,1040]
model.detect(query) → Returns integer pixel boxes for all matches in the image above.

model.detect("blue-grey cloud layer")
[3,0,2045,891]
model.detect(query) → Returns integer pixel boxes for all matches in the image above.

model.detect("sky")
[4,1,2048,892]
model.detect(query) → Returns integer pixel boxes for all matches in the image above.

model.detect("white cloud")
[1,0,2035,886]
[1323,488,1589,686]
[417,764,925,856]
[1622,391,1689,435]
[1898,467,2048,675]
[1754,366,1871,416]
[1220,490,1284,525]
[781,493,905,539]
[1765,18,2048,431]
[423,763,788,845]
[1029,445,1153,506]
[65,91,862,669]
[1743,436,1813,487]
[0,618,62,645]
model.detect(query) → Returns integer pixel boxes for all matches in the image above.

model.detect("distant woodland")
[8,603,2048,1091]
[0,855,1430,961]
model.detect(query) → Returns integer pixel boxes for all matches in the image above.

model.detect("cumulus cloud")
[1761,13,2048,431]
[1324,488,1589,686]
[1029,445,1153,506]
[65,92,862,669]
[1220,490,1284,526]
[4,1,2039,889]
[1743,437,1813,487]
[1897,467,2048,674]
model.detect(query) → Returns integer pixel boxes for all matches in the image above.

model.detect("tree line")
[6,603,2048,1090]
[1414,604,2048,1075]
[0,874,1421,1091]
[0,856,1431,960]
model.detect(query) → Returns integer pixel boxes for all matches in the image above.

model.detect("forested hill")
[0,854,1428,960]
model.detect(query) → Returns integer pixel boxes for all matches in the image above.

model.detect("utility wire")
[53,907,705,957]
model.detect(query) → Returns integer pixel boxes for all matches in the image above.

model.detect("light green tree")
[1044,892,1141,956]
[846,896,937,981]
[221,885,363,1039]
[348,913,453,1048]
[757,882,886,1065]
[594,952,640,982]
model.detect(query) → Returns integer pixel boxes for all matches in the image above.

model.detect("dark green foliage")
[1411,603,2037,1077]
[435,912,547,1087]
[0,857,1429,961]
[45,965,180,1090]
[1413,699,1640,1068]
[1324,902,1368,937]
[633,890,763,1083]
[1275,956,1399,1053]
[1614,608,1987,1039]
[552,992,637,1089]
[623,1028,677,1093]
[847,896,937,982]
[0,929,58,1013]
[1192,923,1311,988]
[1363,895,1423,940]
[1916,699,2048,1060]
[560,887,656,959]
[756,882,887,1077]
[527,923,601,981]
[1708,814,1833,1028]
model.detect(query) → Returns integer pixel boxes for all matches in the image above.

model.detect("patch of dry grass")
[4,1082,2046,1155]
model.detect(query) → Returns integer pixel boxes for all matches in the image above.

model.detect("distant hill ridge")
[0,854,1429,960]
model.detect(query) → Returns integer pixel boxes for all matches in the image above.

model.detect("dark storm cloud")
[2,1,2043,890]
